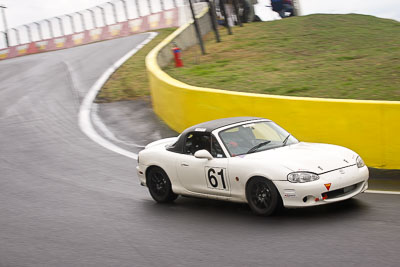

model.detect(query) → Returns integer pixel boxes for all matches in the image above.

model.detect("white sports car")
[137,117,369,216]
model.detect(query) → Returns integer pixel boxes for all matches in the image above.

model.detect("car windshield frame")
[217,120,298,157]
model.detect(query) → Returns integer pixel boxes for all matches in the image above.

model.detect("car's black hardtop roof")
[183,116,266,134]
[167,117,268,153]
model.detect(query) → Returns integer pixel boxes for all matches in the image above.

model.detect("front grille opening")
[322,182,363,199]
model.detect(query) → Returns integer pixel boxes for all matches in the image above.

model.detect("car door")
[176,132,231,197]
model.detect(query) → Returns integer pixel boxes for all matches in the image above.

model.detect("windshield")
[219,121,298,156]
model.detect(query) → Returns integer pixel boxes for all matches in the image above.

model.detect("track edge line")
[78,32,159,160]
[365,190,400,195]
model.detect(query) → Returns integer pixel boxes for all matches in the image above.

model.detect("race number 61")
[206,167,229,191]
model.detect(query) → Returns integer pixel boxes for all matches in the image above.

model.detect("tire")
[147,167,178,203]
[246,177,281,216]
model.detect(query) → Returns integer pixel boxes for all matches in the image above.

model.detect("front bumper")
[274,165,369,208]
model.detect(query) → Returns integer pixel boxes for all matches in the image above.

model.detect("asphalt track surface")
[0,33,399,267]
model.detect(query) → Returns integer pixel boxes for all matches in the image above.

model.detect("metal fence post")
[45,19,54,38]
[121,0,130,20]
[24,25,32,43]
[147,0,153,14]
[207,0,221,42]
[134,0,141,17]
[188,0,205,55]
[56,17,65,36]
[12,28,20,44]
[88,9,97,28]
[34,22,43,40]
[78,12,86,31]
[66,15,75,33]
[98,6,107,26]
[0,5,9,47]
[108,2,118,23]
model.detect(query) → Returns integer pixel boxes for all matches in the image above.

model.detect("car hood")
[242,142,356,174]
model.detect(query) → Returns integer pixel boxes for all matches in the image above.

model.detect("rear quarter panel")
[139,145,185,194]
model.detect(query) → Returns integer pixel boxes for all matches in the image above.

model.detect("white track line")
[79,32,158,160]
[77,32,400,196]
[365,190,400,195]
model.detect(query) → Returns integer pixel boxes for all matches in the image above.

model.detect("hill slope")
[164,14,400,101]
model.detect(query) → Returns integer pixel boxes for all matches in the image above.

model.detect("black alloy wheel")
[147,167,178,203]
[246,177,281,216]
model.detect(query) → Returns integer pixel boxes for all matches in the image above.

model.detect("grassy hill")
[164,14,400,101]
[96,28,176,102]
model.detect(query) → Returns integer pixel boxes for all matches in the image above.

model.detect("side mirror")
[194,149,213,160]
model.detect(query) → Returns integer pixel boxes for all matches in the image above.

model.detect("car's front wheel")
[246,177,281,216]
[147,167,178,203]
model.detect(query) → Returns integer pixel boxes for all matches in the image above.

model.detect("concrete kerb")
[145,7,400,170]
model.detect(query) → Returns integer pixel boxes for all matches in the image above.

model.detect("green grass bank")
[164,14,400,101]
[96,28,176,103]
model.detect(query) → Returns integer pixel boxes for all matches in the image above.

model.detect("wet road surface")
[0,33,399,267]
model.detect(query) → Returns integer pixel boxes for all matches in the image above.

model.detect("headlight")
[287,172,320,183]
[356,156,365,168]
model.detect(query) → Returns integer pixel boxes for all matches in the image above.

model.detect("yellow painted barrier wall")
[146,9,400,169]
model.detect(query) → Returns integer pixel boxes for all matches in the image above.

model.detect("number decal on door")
[205,167,229,191]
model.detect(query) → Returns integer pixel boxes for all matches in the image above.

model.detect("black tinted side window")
[184,132,211,155]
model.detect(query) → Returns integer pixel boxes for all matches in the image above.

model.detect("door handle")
[181,162,189,167]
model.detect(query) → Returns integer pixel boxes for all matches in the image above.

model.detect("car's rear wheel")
[246,177,280,216]
[147,167,178,203]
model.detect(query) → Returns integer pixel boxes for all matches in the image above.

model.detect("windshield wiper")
[247,141,271,154]
[282,134,291,146]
